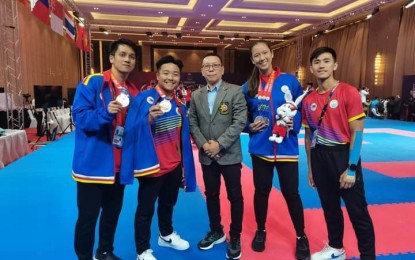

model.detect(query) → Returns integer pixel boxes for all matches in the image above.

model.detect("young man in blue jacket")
[72,38,139,260]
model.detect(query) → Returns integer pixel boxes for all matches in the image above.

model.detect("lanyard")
[257,70,275,100]
[317,83,339,127]
[110,74,128,99]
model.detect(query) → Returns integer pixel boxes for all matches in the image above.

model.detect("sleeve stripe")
[348,113,366,122]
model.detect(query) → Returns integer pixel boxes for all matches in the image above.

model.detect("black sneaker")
[93,251,121,260]
[198,231,226,250]
[295,235,310,260]
[251,230,266,252]
[226,236,241,259]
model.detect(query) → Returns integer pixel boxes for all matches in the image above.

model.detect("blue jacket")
[120,88,197,192]
[242,73,303,161]
[71,70,138,184]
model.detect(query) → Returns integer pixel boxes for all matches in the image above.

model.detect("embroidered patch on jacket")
[219,102,229,115]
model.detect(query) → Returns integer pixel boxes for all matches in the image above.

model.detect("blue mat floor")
[0,118,414,259]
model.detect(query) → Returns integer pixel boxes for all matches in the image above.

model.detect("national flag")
[83,30,91,52]
[64,10,75,42]
[50,0,64,35]
[76,22,85,50]
[31,0,50,25]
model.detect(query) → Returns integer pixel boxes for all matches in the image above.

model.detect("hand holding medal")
[115,93,130,107]
[158,99,172,113]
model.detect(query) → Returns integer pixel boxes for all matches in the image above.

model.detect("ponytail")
[247,66,259,98]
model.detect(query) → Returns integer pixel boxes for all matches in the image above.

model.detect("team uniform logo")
[147,96,154,104]
[311,103,317,111]
[330,100,338,109]
[219,102,229,115]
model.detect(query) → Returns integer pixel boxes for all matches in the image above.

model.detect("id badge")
[113,125,124,148]
[311,129,318,149]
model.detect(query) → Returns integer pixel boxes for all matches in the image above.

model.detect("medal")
[116,93,130,107]
[254,116,270,127]
[159,99,172,113]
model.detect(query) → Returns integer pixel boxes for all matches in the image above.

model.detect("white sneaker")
[311,244,346,260]
[158,231,190,250]
[137,249,156,260]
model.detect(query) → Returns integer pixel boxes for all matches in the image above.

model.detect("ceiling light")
[158,11,163,14]
[405,0,415,8]
[208,4,213,7]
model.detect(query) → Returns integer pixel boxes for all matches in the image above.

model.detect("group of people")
[71,38,375,260]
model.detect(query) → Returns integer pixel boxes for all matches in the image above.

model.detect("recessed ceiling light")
[208,4,213,7]
[93,7,99,10]
[158,11,163,14]
[201,14,206,17]
[196,21,200,24]
[295,18,300,22]
[191,28,194,31]
[242,16,246,19]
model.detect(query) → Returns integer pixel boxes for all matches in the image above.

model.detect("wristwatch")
[349,164,358,171]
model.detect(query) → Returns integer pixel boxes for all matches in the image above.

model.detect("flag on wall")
[76,22,85,50]
[64,11,76,42]
[50,0,64,35]
[31,0,50,25]
[83,30,91,52]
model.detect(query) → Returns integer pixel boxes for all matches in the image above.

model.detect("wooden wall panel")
[18,2,80,99]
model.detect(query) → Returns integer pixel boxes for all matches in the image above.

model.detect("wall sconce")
[374,52,385,86]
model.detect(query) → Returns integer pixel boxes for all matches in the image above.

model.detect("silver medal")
[159,99,172,113]
[116,93,129,107]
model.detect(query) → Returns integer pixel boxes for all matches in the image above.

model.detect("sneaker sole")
[198,235,226,250]
[158,237,190,250]
[226,252,242,259]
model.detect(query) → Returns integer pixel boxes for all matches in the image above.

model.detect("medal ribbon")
[257,68,280,118]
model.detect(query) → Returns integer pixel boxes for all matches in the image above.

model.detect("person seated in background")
[369,97,383,119]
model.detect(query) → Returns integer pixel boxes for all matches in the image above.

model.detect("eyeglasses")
[202,63,222,70]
